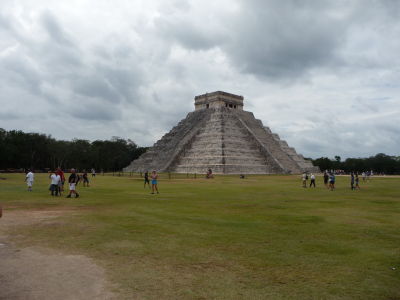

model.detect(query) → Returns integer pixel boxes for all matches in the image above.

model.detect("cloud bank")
[1,0,399,158]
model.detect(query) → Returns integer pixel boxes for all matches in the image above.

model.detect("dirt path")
[0,210,116,300]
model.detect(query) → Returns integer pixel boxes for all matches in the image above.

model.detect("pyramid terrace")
[124,92,318,174]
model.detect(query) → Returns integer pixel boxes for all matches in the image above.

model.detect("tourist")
[66,168,80,198]
[350,172,355,190]
[328,173,335,191]
[355,173,360,189]
[151,170,159,194]
[362,171,366,182]
[82,170,89,187]
[56,167,65,194]
[144,171,150,188]
[302,172,307,188]
[309,173,316,188]
[91,168,96,177]
[25,169,34,191]
[49,171,61,196]
[75,172,81,186]
[323,171,329,188]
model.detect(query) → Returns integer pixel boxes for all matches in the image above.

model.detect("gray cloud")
[73,75,120,102]
[224,0,346,79]
[71,101,122,121]
[0,111,19,120]
[40,11,74,47]
[0,0,399,158]
[155,19,227,51]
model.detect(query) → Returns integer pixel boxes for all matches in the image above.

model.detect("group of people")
[25,167,375,197]
[48,168,83,198]
[361,171,373,182]
[323,171,338,191]
[143,170,159,194]
[302,173,316,188]
[25,168,96,198]
[48,168,66,196]
[302,171,366,191]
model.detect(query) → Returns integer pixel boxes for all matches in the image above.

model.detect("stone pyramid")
[124,91,318,174]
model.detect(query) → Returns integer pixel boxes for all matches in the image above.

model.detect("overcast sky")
[1,0,399,158]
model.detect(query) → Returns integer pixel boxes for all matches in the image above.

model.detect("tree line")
[0,128,147,172]
[1,128,399,174]
[311,154,400,174]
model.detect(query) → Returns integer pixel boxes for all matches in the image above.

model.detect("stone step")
[178,157,266,165]
[184,148,263,156]
[125,105,319,174]
[174,164,275,174]
[236,111,303,173]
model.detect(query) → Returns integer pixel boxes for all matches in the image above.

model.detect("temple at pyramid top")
[194,91,244,110]
[124,91,319,174]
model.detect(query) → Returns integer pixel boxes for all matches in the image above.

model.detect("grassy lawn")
[1,173,399,299]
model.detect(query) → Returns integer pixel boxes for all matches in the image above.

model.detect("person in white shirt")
[309,173,316,188]
[362,172,366,182]
[25,170,34,191]
[302,173,307,188]
[49,171,61,196]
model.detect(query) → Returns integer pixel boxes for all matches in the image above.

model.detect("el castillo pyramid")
[124,91,318,174]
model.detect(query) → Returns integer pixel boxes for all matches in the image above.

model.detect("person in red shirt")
[55,167,66,195]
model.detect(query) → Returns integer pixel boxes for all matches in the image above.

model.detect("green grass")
[1,173,399,299]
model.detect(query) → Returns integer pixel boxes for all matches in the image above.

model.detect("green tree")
[312,157,332,171]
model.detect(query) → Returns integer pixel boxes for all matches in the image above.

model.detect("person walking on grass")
[91,168,96,177]
[329,173,335,191]
[76,173,82,186]
[151,170,159,194]
[302,172,307,188]
[66,169,80,198]
[144,171,150,189]
[82,170,89,187]
[362,171,366,182]
[350,172,355,190]
[25,169,34,191]
[309,173,316,188]
[355,173,360,189]
[323,171,329,188]
[49,171,61,196]
[56,167,65,195]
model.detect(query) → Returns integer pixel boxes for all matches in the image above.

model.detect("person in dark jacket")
[350,172,355,190]
[82,171,89,187]
[323,171,329,188]
[144,171,150,189]
[66,168,80,198]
